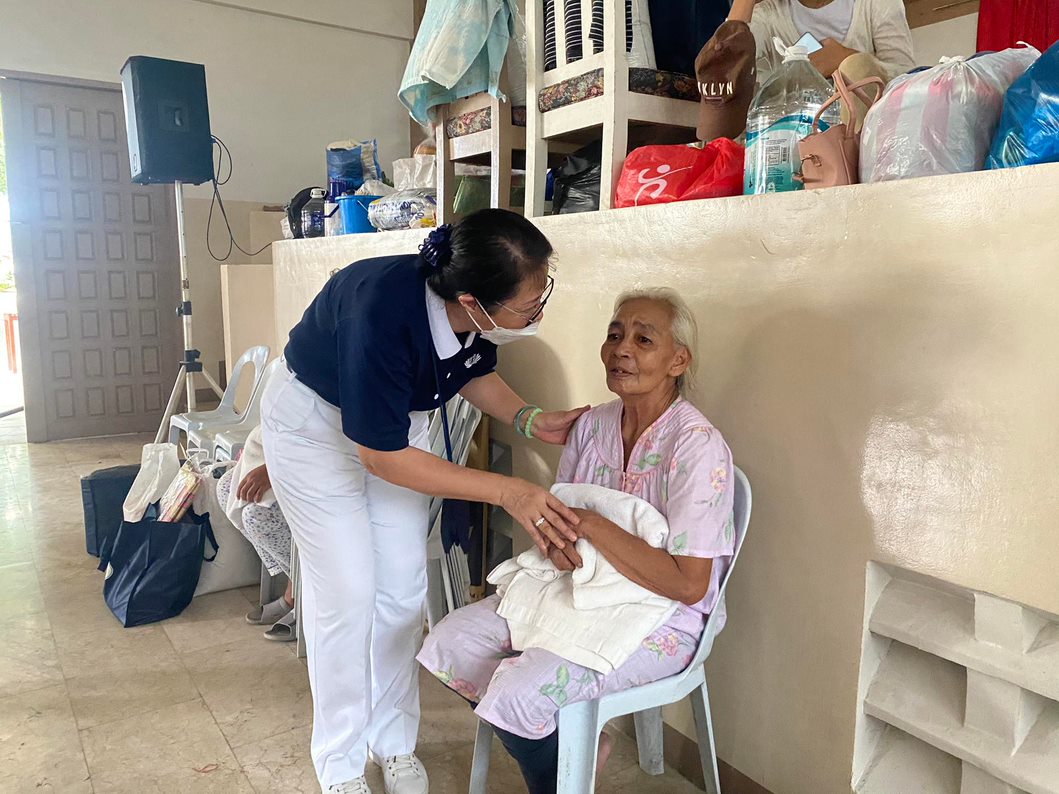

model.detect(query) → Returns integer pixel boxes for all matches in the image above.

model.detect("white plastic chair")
[468,466,753,794]
[169,345,270,446]
[212,426,253,462]
[188,358,284,456]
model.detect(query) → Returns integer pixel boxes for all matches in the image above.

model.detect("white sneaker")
[375,753,429,794]
[328,778,372,794]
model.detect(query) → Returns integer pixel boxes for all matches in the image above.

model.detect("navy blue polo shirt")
[283,254,497,451]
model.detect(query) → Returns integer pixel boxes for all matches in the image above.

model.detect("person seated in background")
[216,426,296,641]
[740,0,914,83]
[417,289,735,793]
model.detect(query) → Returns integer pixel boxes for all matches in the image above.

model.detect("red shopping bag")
[614,139,744,209]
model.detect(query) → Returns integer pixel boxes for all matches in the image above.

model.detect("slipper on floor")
[264,609,297,642]
[246,596,291,626]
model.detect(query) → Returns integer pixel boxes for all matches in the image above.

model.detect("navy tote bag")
[97,506,219,628]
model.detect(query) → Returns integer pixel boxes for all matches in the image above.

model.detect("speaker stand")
[154,180,224,444]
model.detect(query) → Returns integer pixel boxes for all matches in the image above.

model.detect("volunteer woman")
[260,209,588,794]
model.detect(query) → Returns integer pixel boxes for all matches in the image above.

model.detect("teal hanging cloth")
[399,0,516,126]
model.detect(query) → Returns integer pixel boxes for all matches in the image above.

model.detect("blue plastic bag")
[98,507,218,627]
[326,139,383,193]
[988,41,1059,169]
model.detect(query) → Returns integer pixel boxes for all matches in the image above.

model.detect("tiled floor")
[0,412,704,793]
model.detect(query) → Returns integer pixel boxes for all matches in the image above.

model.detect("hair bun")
[420,224,453,270]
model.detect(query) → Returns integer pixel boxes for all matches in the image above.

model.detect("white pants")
[261,370,431,787]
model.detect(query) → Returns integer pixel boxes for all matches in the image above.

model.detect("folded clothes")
[488,482,678,673]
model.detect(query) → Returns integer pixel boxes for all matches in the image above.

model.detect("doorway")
[0,74,180,442]
[0,95,26,443]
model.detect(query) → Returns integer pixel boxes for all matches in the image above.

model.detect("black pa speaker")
[120,56,214,185]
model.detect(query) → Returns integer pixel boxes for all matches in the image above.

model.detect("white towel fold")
[222,426,275,532]
[488,482,678,673]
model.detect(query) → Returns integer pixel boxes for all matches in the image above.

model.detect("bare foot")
[595,731,614,779]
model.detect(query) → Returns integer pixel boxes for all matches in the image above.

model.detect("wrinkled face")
[601,298,689,400]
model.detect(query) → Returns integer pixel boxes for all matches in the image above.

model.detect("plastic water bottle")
[301,188,326,238]
[744,44,840,194]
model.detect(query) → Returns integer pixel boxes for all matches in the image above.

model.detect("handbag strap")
[203,521,219,562]
[812,72,887,137]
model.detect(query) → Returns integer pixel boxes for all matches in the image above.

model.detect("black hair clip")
[420,224,453,270]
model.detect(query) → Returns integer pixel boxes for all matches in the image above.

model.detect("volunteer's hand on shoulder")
[529,405,591,446]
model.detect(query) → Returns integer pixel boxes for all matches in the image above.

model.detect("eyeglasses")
[497,276,554,326]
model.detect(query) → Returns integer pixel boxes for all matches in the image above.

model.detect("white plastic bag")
[122,443,180,522]
[506,5,528,107]
[860,46,1040,183]
[392,155,436,190]
[192,464,262,597]
[355,179,396,197]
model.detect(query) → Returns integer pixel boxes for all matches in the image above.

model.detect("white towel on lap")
[488,482,678,674]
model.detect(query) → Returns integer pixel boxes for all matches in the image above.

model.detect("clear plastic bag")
[158,457,208,523]
[393,155,437,190]
[368,189,438,231]
[988,41,1059,170]
[860,46,1040,183]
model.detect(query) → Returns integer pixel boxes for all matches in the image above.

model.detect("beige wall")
[0,0,413,204]
[182,201,283,384]
[221,263,276,411]
[911,13,979,65]
[273,164,1059,792]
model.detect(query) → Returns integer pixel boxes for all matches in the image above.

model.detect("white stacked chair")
[525,0,701,215]
[168,345,269,447]
[188,357,283,458]
[435,65,528,225]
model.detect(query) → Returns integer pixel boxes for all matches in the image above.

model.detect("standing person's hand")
[810,38,858,77]
[528,405,591,445]
[236,465,272,503]
[500,478,580,553]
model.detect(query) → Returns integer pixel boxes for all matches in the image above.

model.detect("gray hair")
[612,287,698,396]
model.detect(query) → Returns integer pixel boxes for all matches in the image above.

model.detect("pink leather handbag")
[798,71,886,189]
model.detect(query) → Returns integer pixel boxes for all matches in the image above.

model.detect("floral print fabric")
[536,67,700,113]
[443,105,528,139]
[217,469,292,577]
[418,595,699,738]
[417,398,735,738]
[556,398,735,636]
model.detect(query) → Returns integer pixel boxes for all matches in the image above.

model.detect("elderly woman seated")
[215,425,297,641]
[417,288,735,793]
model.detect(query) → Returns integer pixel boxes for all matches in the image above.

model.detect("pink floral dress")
[416,398,735,739]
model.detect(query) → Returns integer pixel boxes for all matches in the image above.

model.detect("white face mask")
[465,301,540,345]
